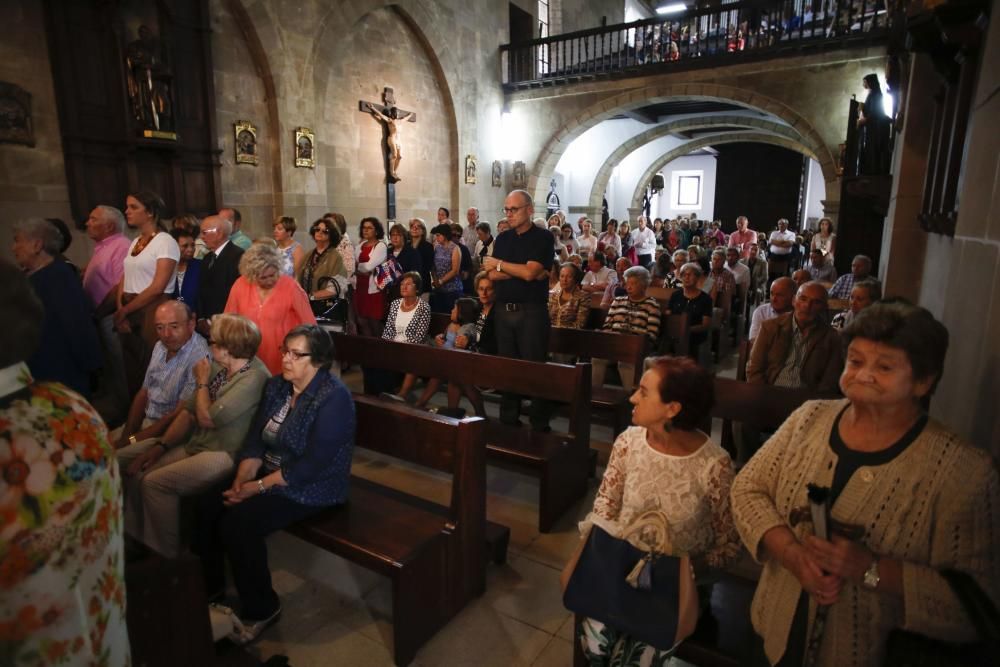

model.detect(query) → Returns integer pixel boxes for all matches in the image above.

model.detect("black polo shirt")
[492,224,554,305]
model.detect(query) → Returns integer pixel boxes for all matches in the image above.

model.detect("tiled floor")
[237,362,733,666]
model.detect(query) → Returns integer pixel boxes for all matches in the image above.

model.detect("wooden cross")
[359,87,417,220]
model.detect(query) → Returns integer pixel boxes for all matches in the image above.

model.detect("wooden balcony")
[500,0,895,92]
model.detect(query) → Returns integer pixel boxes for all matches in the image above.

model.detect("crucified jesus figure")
[363,101,414,182]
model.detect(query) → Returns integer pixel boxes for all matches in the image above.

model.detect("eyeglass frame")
[279,345,312,360]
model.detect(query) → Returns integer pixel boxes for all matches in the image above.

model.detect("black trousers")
[194,482,327,621]
[494,302,551,429]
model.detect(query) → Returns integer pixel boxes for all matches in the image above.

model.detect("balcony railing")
[501,0,895,90]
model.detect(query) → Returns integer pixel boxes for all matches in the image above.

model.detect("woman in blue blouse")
[195,324,355,644]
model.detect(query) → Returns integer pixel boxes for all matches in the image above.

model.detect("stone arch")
[530,82,836,205]
[628,132,818,211]
[587,115,801,211]
[307,2,461,208]
[222,0,283,210]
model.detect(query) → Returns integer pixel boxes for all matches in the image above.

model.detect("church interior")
[1,0,998,664]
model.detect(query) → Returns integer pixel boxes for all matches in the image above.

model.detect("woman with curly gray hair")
[224,242,315,374]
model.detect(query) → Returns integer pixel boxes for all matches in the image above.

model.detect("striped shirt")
[603,295,661,342]
[142,334,210,420]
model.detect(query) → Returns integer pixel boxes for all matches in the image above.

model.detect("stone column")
[878,54,937,302]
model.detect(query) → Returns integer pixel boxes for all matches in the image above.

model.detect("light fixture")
[656,3,687,15]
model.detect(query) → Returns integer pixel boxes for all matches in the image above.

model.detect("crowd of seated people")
[6,192,997,665]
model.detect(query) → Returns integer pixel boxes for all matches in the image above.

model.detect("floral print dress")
[0,363,130,666]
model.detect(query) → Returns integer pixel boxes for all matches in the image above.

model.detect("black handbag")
[311,277,349,326]
[562,524,698,652]
[883,569,1000,666]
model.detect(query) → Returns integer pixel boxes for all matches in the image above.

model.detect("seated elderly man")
[703,248,736,308]
[747,281,843,392]
[828,253,872,299]
[581,253,617,294]
[748,277,795,342]
[805,247,837,283]
[113,300,209,449]
[592,266,660,391]
[832,277,882,330]
[791,268,811,289]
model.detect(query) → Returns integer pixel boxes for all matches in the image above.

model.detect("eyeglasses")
[279,346,311,360]
[502,206,526,215]
[312,227,329,235]
[202,227,220,234]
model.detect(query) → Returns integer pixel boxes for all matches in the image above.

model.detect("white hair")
[96,205,126,232]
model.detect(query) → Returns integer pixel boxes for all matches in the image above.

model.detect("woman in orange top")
[225,243,316,374]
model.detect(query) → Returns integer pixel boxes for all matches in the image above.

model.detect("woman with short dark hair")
[563,355,741,664]
[273,216,304,277]
[196,325,355,644]
[408,218,435,296]
[732,301,1000,666]
[429,223,463,314]
[548,262,589,329]
[354,216,389,336]
[297,218,347,308]
[170,226,201,305]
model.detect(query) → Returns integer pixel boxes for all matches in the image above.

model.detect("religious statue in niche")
[295,127,315,168]
[465,155,477,184]
[512,160,527,189]
[545,178,560,218]
[122,12,176,139]
[0,82,35,146]
[491,160,502,187]
[234,120,258,165]
[359,87,416,183]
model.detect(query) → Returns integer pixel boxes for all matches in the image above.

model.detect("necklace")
[131,234,154,257]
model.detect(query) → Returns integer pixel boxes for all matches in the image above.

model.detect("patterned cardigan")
[239,371,355,507]
[731,399,1000,666]
[382,298,432,344]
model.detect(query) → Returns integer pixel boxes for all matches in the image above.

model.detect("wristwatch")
[128,435,137,446]
[862,556,880,590]
[257,479,266,495]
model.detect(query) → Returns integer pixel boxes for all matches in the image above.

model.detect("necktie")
[204,251,216,270]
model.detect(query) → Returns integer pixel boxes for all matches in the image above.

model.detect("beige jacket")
[731,399,1000,666]
[747,312,844,392]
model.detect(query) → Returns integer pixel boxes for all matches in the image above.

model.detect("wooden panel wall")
[43,0,220,223]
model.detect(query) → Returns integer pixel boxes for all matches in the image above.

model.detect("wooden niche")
[44,0,221,224]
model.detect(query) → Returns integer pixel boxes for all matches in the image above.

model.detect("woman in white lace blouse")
[563,355,742,665]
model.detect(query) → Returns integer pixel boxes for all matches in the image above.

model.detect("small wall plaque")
[491,160,502,187]
[294,127,315,168]
[235,120,258,165]
[465,154,477,184]
[0,82,35,146]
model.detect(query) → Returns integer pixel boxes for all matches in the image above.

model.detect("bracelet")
[497,261,503,274]
[257,479,266,495]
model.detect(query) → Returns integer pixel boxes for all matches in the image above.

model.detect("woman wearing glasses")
[297,218,348,303]
[195,325,355,644]
[226,243,316,374]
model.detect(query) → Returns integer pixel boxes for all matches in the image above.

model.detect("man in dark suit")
[195,214,243,336]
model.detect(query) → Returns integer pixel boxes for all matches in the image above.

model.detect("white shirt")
[768,229,796,256]
[631,227,657,255]
[576,234,597,257]
[392,306,416,342]
[748,302,782,340]
[123,231,179,294]
[582,266,616,289]
[727,261,750,287]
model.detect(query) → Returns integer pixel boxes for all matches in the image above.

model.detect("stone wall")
[917,4,1000,454]
[560,0,624,34]
[0,2,87,266]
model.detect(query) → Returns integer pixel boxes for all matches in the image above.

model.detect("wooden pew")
[286,395,487,666]
[548,326,648,435]
[126,556,259,667]
[709,376,836,462]
[332,333,592,533]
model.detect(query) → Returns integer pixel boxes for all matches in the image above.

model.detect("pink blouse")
[224,276,316,374]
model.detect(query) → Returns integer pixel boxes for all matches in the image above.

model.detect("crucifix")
[359,87,416,220]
